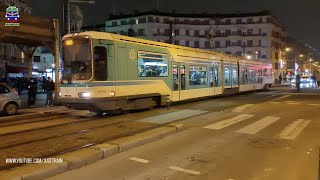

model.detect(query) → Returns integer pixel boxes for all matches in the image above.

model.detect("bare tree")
[70,5,83,33]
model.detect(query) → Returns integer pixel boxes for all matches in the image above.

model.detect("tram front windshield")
[62,37,92,81]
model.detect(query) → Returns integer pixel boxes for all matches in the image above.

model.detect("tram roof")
[64,31,266,65]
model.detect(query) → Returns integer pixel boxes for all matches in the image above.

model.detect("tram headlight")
[78,92,91,98]
[110,91,115,96]
[59,92,62,97]
[64,39,73,46]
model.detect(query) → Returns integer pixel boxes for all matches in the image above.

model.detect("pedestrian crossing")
[236,116,280,135]
[204,114,254,130]
[278,119,311,140]
[268,101,320,106]
[203,114,311,140]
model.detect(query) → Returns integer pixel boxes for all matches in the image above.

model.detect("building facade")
[0,0,32,78]
[105,11,287,78]
[32,47,55,78]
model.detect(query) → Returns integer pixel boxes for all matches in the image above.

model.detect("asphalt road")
[47,87,320,180]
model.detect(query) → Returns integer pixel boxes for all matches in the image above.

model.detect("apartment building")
[105,11,287,77]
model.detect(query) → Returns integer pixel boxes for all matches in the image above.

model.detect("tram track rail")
[0,116,124,149]
[0,121,162,170]
[0,113,72,127]
[0,108,179,170]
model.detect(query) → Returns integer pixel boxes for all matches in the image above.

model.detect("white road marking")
[287,102,300,105]
[129,157,149,164]
[138,109,207,124]
[169,166,200,175]
[279,119,311,140]
[204,114,254,130]
[281,93,319,96]
[269,102,280,104]
[273,94,291,101]
[308,104,320,106]
[232,104,254,113]
[236,116,280,135]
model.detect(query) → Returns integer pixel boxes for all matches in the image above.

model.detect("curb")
[0,123,184,180]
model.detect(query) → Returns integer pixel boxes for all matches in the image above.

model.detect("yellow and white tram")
[58,31,273,113]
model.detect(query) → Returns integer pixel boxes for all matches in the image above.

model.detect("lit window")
[138,51,168,77]
[189,66,207,85]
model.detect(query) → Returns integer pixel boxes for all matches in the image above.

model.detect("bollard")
[166,96,170,110]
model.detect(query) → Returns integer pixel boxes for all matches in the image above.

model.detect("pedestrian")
[315,71,320,89]
[296,74,301,92]
[27,78,38,106]
[311,74,316,88]
[279,74,282,84]
[45,77,55,106]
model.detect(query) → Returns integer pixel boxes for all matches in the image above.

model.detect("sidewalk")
[19,90,47,109]
[16,90,71,115]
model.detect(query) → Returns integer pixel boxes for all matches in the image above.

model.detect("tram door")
[172,63,186,101]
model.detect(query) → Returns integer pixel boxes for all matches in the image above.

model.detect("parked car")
[301,75,312,82]
[0,83,21,115]
[291,75,312,87]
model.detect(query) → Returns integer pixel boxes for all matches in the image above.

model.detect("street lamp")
[63,0,95,34]
[295,54,304,75]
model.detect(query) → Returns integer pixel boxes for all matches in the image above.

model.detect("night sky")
[27,0,320,50]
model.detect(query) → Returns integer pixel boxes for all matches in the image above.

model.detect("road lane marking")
[281,93,319,96]
[129,157,149,164]
[308,104,320,106]
[279,119,311,140]
[138,110,207,124]
[273,95,291,101]
[287,102,300,105]
[269,102,280,104]
[236,116,280,135]
[204,114,254,130]
[232,104,254,113]
[169,166,200,175]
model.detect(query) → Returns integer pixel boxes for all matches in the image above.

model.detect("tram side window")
[224,67,230,84]
[263,68,271,77]
[137,52,168,77]
[181,65,186,90]
[189,66,207,86]
[258,70,263,83]
[214,67,219,87]
[94,46,107,81]
[245,69,248,83]
[248,69,258,84]
[232,68,238,84]
[173,65,178,91]
[240,68,245,85]
[210,67,214,87]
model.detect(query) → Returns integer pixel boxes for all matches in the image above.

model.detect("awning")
[6,65,29,73]
[32,69,46,73]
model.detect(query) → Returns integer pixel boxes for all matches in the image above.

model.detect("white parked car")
[291,75,313,87]
[0,83,21,115]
